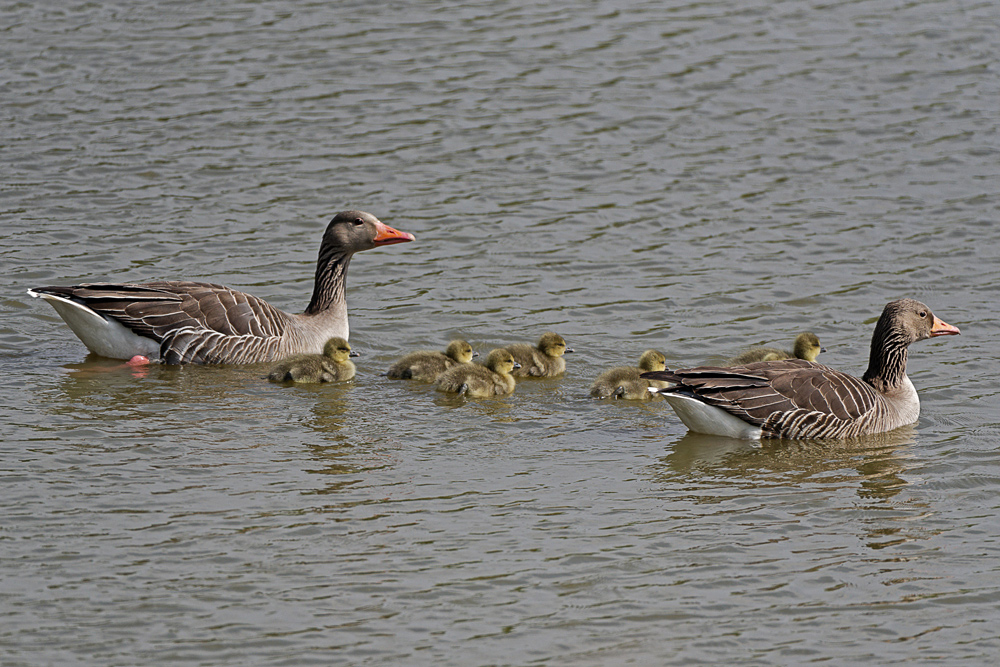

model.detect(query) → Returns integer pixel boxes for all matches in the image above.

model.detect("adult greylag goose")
[435,348,520,397]
[507,332,573,378]
[642,299,960,439]
[725,332,825,365]
[384,339,478,382]
[27,211,414,364]
[589,349,669,400]
[267,337,357,383]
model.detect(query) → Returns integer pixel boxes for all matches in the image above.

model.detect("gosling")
[507,332,573,378]
[384,339,477,382]
[589,349,669,400]
[435,348,520,397]
[267,337,356,383]
[725,332,825,366]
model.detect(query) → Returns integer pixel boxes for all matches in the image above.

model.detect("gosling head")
[537,332,572,357]
[637,349,667,372]
[792,332,825,362]
[485,348,520,375]
[445,339,477,364]
[322,337,353,363]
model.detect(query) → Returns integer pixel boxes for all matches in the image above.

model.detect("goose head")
[485,348,520,375]
[637,349,667,372]
[321,210,415,255]
[322,337,354,363]
[537,332,571,357]
[445,339,477,363]
[792,332,825,362]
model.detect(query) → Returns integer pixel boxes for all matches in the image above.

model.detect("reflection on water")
[655,426,917,499]
[650,425,928,551]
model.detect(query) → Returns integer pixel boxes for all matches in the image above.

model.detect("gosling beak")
[820,347,827,353]
[930,316,961,337]
[373,220,416,246]
[349,350,361,357]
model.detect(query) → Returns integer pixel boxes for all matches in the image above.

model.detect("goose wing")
[644,359,880,438]
[32,282,292,364]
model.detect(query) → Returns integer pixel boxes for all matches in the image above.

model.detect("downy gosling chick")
[267,337,356,383]
[435,348,520,397]
[384,339,477,382]
[725,332,825,366]
[507,332,573,378]
[590,349,669,400]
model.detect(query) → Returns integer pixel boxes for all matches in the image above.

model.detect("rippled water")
[3,0,1000,664]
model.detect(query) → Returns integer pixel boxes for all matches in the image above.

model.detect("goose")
[589,349,669,400]
[507,332,573,377]
[27,211,414,364]
[642,299,960,439]
[384,339,478,382]
[267,337,356,383]
[435,348,520,397]
[725,332,825,365]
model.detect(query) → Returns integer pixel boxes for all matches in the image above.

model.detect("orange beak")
[373,221,416,246]
[930,315,961,337]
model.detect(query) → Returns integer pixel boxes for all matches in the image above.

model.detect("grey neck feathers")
[305,249,352,315]
[862,323,909,393]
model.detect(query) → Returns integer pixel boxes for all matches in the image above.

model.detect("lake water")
[3,0,999,664]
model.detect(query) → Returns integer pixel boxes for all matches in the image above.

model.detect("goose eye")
[919,311,927,318]
[353,218,364,226]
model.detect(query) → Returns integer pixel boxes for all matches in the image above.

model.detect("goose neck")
[305,250,352,315]
[862,327,909,393]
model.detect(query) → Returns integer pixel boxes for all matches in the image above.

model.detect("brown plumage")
[267,337,356,383]
[589,349,669,400]
[384,340,477,382]
[507,332,573,378]
[725,332,825,365]
[28,211,414,364]
[435,348,520,397]
[643,300,960,439]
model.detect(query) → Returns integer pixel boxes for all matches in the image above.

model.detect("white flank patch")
[28,290,161,360]
[654,391,763,440]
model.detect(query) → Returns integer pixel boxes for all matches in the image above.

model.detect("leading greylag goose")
[589,349,669,400]
[435,348,520,397]
[384,339,478,382]
[27,211,414,364]
[725,332,825,365]
[642,299,960,440]
[507,332,573,378]
[267,337,356,383]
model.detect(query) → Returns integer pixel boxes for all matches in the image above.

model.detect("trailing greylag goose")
[267,337,357,383]
[435,348,520,397]
[384,339,477,382]
[589,349,669,400]
[642,299,960,439]
[725,332,825,365]
[507,332,573,378]
[27,211,414,364]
